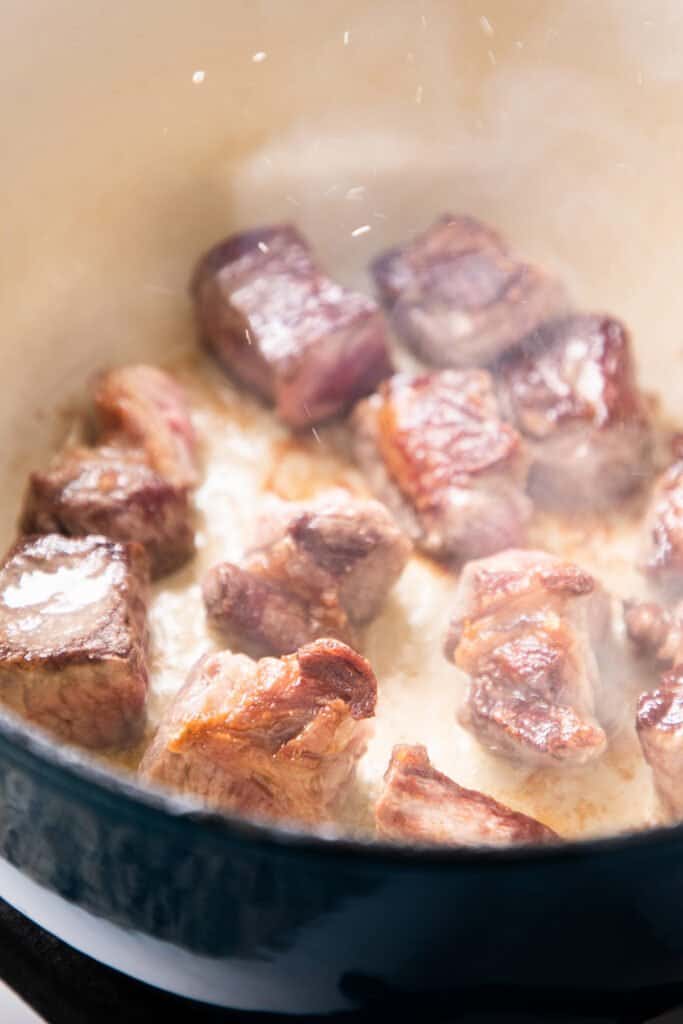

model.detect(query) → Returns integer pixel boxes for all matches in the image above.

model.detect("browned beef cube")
[191,225,393,427]
[498,314,653,509]
[140,638,377,825]
[0,534,149,748]
[202,491,411,655]
[94,364,199,489]
[637,668,683,818]
[371,215,568,367]
[445,549,616,766]
[641,461,683,596]
[21,447,195,579]
[352,370,530,561]
[375,745,556,846]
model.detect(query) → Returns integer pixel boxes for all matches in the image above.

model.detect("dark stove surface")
[0,898,681,1024]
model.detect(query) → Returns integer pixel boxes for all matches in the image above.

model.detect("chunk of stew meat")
[444,549,616,766]
[191,225,393,427]
[140,639,377,825]
[375,744,556,846]
[370,214,568,368]
[352,369,530,561]
[497,314,652,509]
[21,366,198,578]
[0,534,149,748]
[202,490,412,656]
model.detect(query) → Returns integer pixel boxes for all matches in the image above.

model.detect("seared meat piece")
[641,461,683,596]
[0,534,149,748]
[94,364,198,488]
[371,214,568,368]
[445,549,613,765]
[140,638,377,824]
[202,491,411,655]
[498,314,652,509]
[21,447,194,579]
[375,744,556,846]
[624,599,683,667]
[637,669,683,818]
[21,365,197,578]
[191,225,393,427]
[352,370,530,561]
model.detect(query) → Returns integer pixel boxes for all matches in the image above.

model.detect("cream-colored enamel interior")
[3,0,683,840]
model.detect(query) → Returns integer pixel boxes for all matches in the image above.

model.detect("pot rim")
[1,704,675,871]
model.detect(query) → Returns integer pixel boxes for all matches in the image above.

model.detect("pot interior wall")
[1,0,683,544]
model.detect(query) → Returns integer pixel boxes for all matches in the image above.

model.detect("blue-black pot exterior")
[0,709,682,1015]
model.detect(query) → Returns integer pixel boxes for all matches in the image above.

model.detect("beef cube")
[637,668,683,818]
[140,638,377,825]
[21,447,195,579]
[445,549,614,765]
[0,534,149,748]
[202,491,411,656]
[352,370,530,561]
[94,364,199,488]
[371,214,568,367]
[191,225,393,427]
[641,461,683,596]
[375,744,556,846]
[498,314,653,509]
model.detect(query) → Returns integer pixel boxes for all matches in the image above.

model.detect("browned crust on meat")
[376,371,524,511]
[140,639,376,823]
[637,670,683,733]
[464,676,607,764]
[500,314,646,434]
[94,364,198,489]
[20,447,195,579]
[375,744,556,845]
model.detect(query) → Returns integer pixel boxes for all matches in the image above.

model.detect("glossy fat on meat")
[375,744,556,846]
[94,364,199,489]
[371,214,568,368]
[140,638,377,825]
[0,534,149,748]
[202,490,412,655]
[352,370,531,561]
[191,225,393,427]
[21,446,195,579]
[445,549,616,766]
[498,314,653,509]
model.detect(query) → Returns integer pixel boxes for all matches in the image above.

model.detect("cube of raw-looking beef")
[352,370,531,561]
[444,549,616,766]
[637,668,683,818]
[140,638,377,825]
[21,447,195,579]
[191,225,393,427]
[640,460,683,597]
[497,314,653,509]
[20,364,197,578]
[370,214,568,368]
[0,534,149,748]
[202,490,412,655]
[94,364,199,488]
[375,744,556,846]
